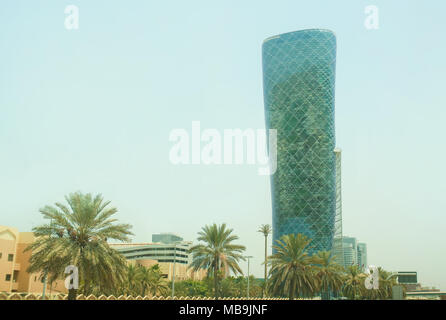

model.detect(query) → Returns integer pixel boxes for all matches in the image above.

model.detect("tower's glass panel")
[262,29,337,253]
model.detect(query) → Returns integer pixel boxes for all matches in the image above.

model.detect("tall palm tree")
[342,265,366,300]
[313,250,344,299]
[189,223,246,299]
[257,224,271,297]
[268,233,317,300]
[26,192,133,300]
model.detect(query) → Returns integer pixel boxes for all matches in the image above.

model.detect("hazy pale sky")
[1,1,445,290]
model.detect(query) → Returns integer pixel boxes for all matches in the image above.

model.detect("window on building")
[8,254,14,262]
[5,274,11,281]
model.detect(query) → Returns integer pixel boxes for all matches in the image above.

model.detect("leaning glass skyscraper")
[262,29,337,253]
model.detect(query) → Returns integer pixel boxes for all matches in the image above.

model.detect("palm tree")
[376,267,399,300]
[342,265,366,300]
[120,264,168,297]
[267,233,317,300]
[146,264,168,297]
[124,264,141,296]
[313,251,344,299]
[189,223,246,299]
[257,224,271,297]
[343,265,396,300]
[146,266,169,297]
[137,265,152,297]
[26,192,133,299]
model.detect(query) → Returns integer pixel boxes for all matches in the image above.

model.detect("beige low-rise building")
[0,226,66,294]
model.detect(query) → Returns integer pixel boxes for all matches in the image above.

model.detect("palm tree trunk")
[84,282,90,296]
[289,278,295,300]
[213,256,220,300]
[214,268,218,300]
[68,288,77,300]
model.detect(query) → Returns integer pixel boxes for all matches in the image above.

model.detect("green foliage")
[172,276,263,298]
[173,279,210,297]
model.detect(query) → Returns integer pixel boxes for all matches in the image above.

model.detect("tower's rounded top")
[263,29,336,45]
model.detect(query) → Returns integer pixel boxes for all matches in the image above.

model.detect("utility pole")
[172,241,179,298]
[245,256,253,298]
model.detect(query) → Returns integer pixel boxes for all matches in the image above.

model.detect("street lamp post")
[172,242,179,298]
[245,256,253,298]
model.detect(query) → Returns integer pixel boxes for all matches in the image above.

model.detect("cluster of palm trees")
[265,233,398,300]
[342,265,399,300]
[26,192,400,300]
[120,264,168,297]
[188,223,400,300]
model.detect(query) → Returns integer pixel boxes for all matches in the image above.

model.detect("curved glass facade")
[262,29,337,253]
